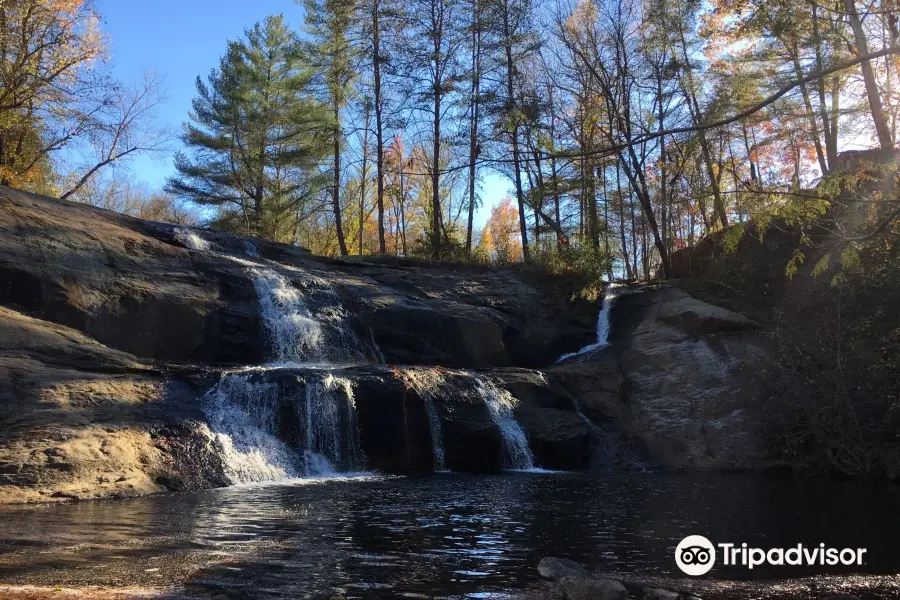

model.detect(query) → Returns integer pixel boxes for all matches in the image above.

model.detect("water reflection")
[0,473,898,598]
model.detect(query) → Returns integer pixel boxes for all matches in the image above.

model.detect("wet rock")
[641,589,679,600]
[538,557,589,581]
[0,186,777,502]
[558,575,630,600]
[586,284,771,469]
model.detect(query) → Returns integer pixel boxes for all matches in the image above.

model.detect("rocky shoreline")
[536,557,898,600]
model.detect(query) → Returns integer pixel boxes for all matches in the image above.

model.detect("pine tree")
[483,0,540,263]
[398,0,465,260]
[166,15,330,242]
[302,0,358,256]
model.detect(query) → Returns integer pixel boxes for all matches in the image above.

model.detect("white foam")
[556,283,621,363]
[201,372,299,484]
[174,227,211,251]
[474,376,536,470]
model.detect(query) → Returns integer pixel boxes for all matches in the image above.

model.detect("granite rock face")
[0,186,773,502]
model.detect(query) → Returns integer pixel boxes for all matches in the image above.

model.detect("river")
[1,472,899,598]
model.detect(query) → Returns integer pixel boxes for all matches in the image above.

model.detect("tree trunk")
[629,186,639,278]
[845,0,894,150]
[620,148,671,278]
[599,165,611,266]
[333,104,348,256]
[432,70,442,260]
[588,155,599,255]
[656,66,668,249]
[677,30,727,228]
[359,106,369,255]
[813,6,838,168]
[789,44,829,174]
[466,20,482,257]
[373,0,387,253]
[503,4,529,262]
[615,161,633,280]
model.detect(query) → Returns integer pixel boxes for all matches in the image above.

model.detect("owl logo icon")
[675,535,716,576]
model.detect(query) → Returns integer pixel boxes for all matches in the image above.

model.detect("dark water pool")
[1,473,899,598]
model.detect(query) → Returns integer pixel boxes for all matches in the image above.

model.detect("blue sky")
[95,0,505,227]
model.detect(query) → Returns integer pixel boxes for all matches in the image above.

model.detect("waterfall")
[251,268,325,363]
[202,371,299,484]
[556,283,620,363]
[400,368,448,472]
[250,267,374,365]
[202,370,367,481]
[473,376,536,471]
[175,227,211,251]
[175,226,376,483]
[297,374,364,475]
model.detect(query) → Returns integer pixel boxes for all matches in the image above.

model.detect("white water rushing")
[299,374,363,475]
[251,268,325,363]
[202,370,368,484]
[174,227,211,251]
[176,227,540,481]
[251,267,374,365]
[202,371,299,484]
[556,283,620,363]
[179,228,373,483]
[401,368,448,472]
[474,376,536,471]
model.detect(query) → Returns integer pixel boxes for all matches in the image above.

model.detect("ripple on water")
[0,472,899,599]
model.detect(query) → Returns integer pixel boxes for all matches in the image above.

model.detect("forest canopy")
[2,0,898,277]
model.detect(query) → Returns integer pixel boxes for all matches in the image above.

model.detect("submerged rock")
[538,557,590,581]
[558,575,630,600]
[538,558,703,600]
[642,589,680,600]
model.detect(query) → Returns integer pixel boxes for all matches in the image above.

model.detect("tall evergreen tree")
[399,0,465,260]
[302,0,358,256]
[484,0,540,262]
[166,15,330,242]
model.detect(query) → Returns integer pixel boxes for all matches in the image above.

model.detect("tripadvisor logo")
[675,535,716,576]
[674,536,867,576]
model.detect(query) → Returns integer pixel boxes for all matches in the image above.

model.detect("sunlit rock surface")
[1,186,774,502]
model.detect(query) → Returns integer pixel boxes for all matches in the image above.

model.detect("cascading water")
[251,267,374,365]
[556,283,620,363]
[202,371,299,484]
[175,227,211,251]
[473,376,536,471]
[401,368,448,472]
[251,268,325,363]
[174,227,546,480]
[178,228,374,482]
[298,374,364,475]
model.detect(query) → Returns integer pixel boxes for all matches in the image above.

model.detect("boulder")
[572,284,771,470]
[538,557,589,581]
[641,589,680,600]
[558,575,630,600]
